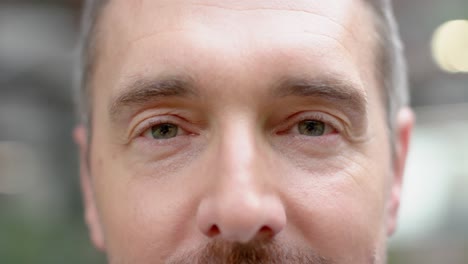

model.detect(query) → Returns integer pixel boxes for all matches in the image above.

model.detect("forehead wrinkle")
[189,2,352,34]
[125,28,196,55]
[188,0,373,42]
[99,0,373,122]
[111,0,361,48]
[298,31,356,66]
[189,1,365,55]
[101,0,366,75]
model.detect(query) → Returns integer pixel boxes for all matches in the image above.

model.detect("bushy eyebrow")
[109,76,197,121]
[273,76,368,118]
[108,74,367,124]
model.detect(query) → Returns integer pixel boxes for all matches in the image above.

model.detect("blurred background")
[0,0,467,263]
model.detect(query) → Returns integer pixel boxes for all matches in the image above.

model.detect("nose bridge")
[212,116,264,218]
[219,117,258,188]
[196,116,286,243]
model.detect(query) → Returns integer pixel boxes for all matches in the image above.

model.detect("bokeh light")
[432,20,468,73]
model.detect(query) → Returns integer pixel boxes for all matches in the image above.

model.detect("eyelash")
[132,116,188,139]
[276,112,341,136]
[131,112,340,142]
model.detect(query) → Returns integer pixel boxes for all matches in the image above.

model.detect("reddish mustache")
[169,239,333,264]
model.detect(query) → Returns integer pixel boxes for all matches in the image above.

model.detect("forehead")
[93,0,378,103]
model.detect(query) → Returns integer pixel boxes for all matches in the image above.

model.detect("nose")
[196,123,286,243]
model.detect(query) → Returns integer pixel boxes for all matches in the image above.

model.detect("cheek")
[90,151,203,262]
[281,151,389,260]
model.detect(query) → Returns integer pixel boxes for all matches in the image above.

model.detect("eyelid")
[130,115,191,140]
[275,111,344,135]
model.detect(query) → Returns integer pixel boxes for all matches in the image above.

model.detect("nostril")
[259,226,272,233]
[207,225,220,237]
[258,225,274,239]
[196,196,287,242]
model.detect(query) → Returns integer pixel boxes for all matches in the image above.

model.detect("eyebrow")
[273,76,368,118]
[109,76,197,121]
[109,74,367,123]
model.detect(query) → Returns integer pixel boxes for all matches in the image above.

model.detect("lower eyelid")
[132,135,191,150]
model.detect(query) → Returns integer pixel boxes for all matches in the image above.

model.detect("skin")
[74,0,414,263]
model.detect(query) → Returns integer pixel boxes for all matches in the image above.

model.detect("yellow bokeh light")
[431,20,468,73]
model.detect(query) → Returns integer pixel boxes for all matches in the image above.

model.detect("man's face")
[75,0,413,263]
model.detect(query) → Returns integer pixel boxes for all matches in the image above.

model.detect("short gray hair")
[368,0,409,130]
[76,0,109,128]
[76,0,408,131]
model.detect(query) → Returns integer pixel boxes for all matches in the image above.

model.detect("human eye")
[295,119,336,137]
[277,112,340,138]
[134,116,192,141]
[143,123,181,140]
[126,114,202,160]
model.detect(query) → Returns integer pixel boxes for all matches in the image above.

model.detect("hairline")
[76,0,109,129]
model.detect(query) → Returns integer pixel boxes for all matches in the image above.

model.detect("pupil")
[299,120,325,136]
[159,125,171,135]
[152,124,177,139]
